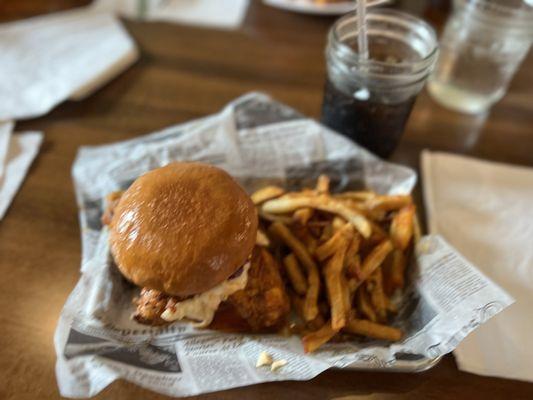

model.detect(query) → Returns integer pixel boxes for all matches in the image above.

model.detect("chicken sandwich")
[104,162,289,330]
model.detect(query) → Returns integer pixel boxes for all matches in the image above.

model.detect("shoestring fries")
[251,175,416,352]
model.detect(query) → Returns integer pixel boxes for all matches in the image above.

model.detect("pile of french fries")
[251,175,420,353]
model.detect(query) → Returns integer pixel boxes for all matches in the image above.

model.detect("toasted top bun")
[109,162,258,297]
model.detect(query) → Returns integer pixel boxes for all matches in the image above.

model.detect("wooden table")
[1,1,532,399]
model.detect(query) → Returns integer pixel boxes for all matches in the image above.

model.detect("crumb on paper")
[256,351,273,368]
[270,359,287,372]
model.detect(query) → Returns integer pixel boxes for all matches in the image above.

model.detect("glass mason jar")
[428,0,533,114]
[321,9,438,158]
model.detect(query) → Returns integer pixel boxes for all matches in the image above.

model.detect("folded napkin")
[0,122,43,220]
[422,151,533,382]
[0,7,138,121]
[93,0,250,29]
[0,122,14,179]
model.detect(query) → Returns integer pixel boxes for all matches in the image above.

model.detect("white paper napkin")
[422,150,533,382]
[0,121,14,179]
[93,0,250,29]
[0,122,43,220]
[0,7,138,121]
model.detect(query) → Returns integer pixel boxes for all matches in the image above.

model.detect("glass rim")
[456,0,533,16]
[454,0,533,27]
[329,9,439,74]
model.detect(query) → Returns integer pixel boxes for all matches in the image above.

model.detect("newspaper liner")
[55,93,514,398]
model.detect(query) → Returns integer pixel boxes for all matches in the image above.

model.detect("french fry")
[365,195,412,212]
[347,278,359,296]
[344,236,361,278]
[311,240,319,256]
[315,224,354,261]
[390,204,415,250]
[258,210,293,224]
[289,293,327,332]
[306,236,318,255]
[268,222,320,321]
[344,319,403,341]
[256,229,270,247]
[315,174,330,194]
[332,216,346,232]
[386,297,398,314]
[340,200,386,222]
[291,292,327,331]
[334,191,376,202]
[367,221,387,244]
[302,322,339,353]
[367,270,387,322]
[346,254,362,281]
[368,209,388,222]
[356,288,377,322]
[319,223,334,242]
[300,188,316,196]
[262,195,371,238]
[337,198,366,213]
[307,313,327,332]
[390,249,407,292]
[251,186,285,205]
[307,220,331,228]
[283,254,308,296]
[359,239,393,282]
[324,238,349,330]
[297,227,318,254]
[341,274,351,315]
[290,223,306,240]
[308,224,322,239]
[381,252,394,296]
[345,235,361,259]
[293,208,314,225]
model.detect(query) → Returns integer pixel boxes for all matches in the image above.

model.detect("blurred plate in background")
[263,0,390,16]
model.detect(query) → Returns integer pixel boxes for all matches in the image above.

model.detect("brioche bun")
[109,162,257,297]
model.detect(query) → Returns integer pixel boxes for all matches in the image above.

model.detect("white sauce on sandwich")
[160,262,250,327]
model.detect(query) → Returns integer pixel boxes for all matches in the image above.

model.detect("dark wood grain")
[0,1,532,400]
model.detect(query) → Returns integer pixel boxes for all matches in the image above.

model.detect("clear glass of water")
[428,0,533,114]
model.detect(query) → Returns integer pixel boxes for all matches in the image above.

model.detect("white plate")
[263,0,390,16]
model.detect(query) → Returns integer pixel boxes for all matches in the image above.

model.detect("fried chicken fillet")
[227,246,290,331]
